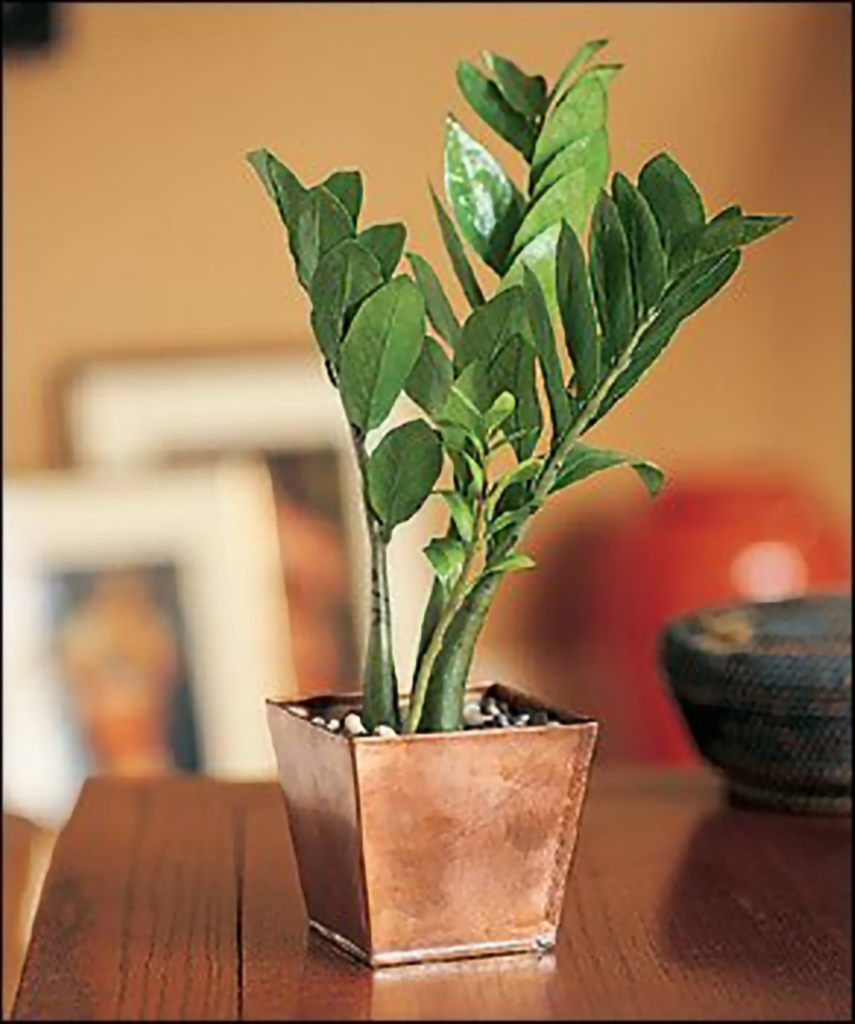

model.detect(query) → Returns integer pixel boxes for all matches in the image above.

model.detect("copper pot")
[266,683,598,968]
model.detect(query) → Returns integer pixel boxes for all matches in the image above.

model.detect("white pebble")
[512,714,530,727]
[547,720,563,728]
[373,724,397,738]
[289,705,310,718]
[326,718,341,732]
[311,716,326,727]
[463,703,488,727]
[343,712,367,736]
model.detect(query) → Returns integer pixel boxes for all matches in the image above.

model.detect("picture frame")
[2,461,289,828]
[60,348,437,695]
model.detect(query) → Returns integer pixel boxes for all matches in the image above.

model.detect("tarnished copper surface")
[266,683,598,968]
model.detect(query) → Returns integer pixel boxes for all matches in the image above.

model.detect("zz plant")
[247,38,790,735]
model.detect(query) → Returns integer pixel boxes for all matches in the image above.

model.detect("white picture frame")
[62,350,436,693]
[2,461,289,828]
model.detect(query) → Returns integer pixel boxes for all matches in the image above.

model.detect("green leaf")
[594,250,742,424]
[320,170,363,226]
[405,336,453,418]
[487,506,533,538]
[482,51,547,119]
[424,536,467,592]
[407,252,462,348]
[556,219,600,398]
[309,240,384,366]
[291,185,355,290]
[521,266,572,438]
[638,153,705,269]
[548,38,609,106]
[444,116,525,274]
[456,60,537,161]
[486,553,537,575]
[431,185,485,310]
[439,491,475,544]
[677,207,793,267]
[357,223,407,280]
[512,165,589,257]
[488,456,543,516]
[483,391,516,438]
[246,149,307,224]
[533,68,613,172]
[439,361,490,434]
[500,223,562,319]
[740,214,792,245]
[367,420,443,536]
[339,276,426,431]
[552,443,665,497]
[456,286,527,371]
[531,126,610,202]
[552,62,622,112]
[589,192,635,368]
[489,332,543,460]
[612,172,667,320]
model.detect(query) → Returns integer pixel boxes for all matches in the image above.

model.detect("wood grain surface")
[11,770,851,1021]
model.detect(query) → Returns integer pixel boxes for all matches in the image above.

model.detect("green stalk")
[417,574,500,731]
[352,431,400,732]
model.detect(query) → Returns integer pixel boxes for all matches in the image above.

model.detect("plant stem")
[405,498,486,733]
[351,429,400,731]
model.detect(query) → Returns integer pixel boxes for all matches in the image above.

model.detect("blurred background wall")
[4,2,851,741]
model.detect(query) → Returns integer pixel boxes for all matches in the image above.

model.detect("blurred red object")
[557,473,851,765]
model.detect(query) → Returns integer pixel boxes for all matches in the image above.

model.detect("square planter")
[266,682,598,968]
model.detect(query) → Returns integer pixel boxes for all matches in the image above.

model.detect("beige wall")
[4,2,851,675]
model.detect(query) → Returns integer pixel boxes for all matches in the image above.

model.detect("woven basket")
[659,593,851,815]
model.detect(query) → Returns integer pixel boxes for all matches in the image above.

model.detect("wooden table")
[11,770,851,1021]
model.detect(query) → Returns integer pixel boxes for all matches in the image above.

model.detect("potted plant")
[250,37,790,968]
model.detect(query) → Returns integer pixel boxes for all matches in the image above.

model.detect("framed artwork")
[2,461,289,828]
[61,349,436,695]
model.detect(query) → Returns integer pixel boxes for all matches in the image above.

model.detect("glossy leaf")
[557,219,600,398]
[612,172,667,320]
[486,506,533,538]
[456,60,537,160]
[246,148,307,225]
[589,192,635,368]
[638,153,705,268]
[482,51,547,119]
[531,127,610,202]
[499,222,562,320]
[482,391,516,438]
[439,361,490,434]
[488,332,542,460]
[552,442,665,496]
[521,266,572,438]
[431,185,486,310]
[552,62,622,112]
[368,420,443,536]
[424,536,467,593]
[309,240,384,365]
[357,223,407,280]
[488,456,543,516]
[321,170,363,226]
[339,276,426,431]
[548,38,609,105]
[740,214,792,245]
[512,165,589,256]
[405,335,453,418]
[533,68,613,171]
[486,553,537,575]
[444,115,525,274]
[439,491,475,544]
[291,185,355,290]
[407,252,462,348]
[456,286,527,371]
